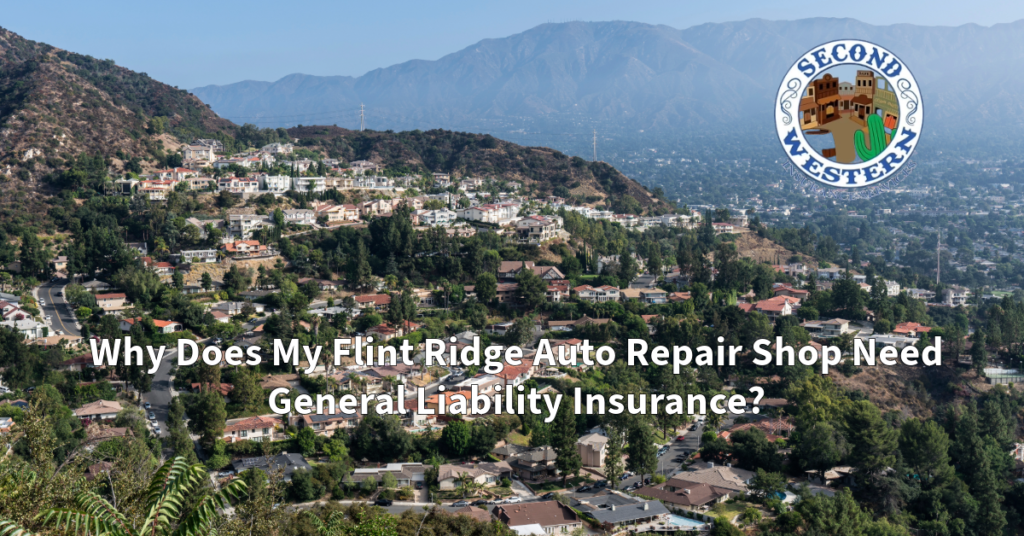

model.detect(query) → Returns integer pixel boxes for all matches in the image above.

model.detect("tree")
[844,401,898,475]
[603,426,626,490]
[795,422,848,481]
[749,469,785,499]
[232,369,263,415]
[189,390,227,448]
[201,272,213,292]
[297,426,317,456]
[551,396,582,486]
[441,418,471,457]
[172,270,184,290]
[504,314,535,348]
[516,264,547,309]
[626,422,657,485]
[36,456,245,536]
[348,239,373,291]
[475,272,497,304]
[971,331,987,375]
[898,418,952,485]
[167,396,197,463]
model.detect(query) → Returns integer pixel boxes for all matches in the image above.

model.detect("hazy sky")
[5,0,1023,89]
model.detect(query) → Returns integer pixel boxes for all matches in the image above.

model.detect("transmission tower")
[592,129,597,162]
[359,104,365,132]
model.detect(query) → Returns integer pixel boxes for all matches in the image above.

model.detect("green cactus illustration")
[854,114,888,161]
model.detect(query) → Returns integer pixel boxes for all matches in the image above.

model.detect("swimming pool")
[666,514,708,529]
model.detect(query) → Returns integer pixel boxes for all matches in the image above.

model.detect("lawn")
[711,500,755,523]
[506,431,531,446]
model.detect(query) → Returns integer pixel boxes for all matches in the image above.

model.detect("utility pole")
[592,129,597,162]
[359,104,365,132]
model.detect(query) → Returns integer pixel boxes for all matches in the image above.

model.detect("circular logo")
[775,40,922,188]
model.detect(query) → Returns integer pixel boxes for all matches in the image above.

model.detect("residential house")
[503,445,558,480]
[227,214,273,238]
[350,463,427,489]
[546,280,570,303]
[437,462,513,490]
[892,322,932,337]
[81,280,113,293]
[217,176,260,194]
[119,317,183,334]
[640,289,668,304]
[223,415,280,443]
[800,318,852,338]
[412,209,457,226]
[95,293,128,313]
[126,242,148,256]
[637,478,733,511]
[261,142,293,154]
[884,280,901,297]
[211,302,265,315]
[182,144,216,162]
[296,406,361,436]
[283,209,316,226]
[222,240,272,258]
[231,453,310,482]
[572,285,620,303]
[589,501,671,530]
[492,501,582,535]
[458,202,520,224]
[753,296,799,320]
[773,285,811,300]
[515,215,567,244]
[354,294,391,312]
[156,167,197,181]
[673,464,755,493]
[292,176,326,193]
[260,175,292,193]
[495,283,519,304]
[577,432,608,467]
[73,400,124,420]
[943,286,970,307]
[0,318,47,339]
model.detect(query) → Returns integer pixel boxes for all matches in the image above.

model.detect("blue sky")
[5,0,1022,89]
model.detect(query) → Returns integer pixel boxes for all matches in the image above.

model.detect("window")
[240,430,248,438]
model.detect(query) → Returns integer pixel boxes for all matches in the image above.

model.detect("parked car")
[144,402,151,409]
[452,501,470,507]
[217,471,234,478]
[676,435,686,441]
[506,496,521,504]
[594,480,608,488]
[470,500,489,507]
[153,426,160,434]
[375,498,393,507]
[415,482,423,490]
[148,412,156,420]
[576,485,591,493]
[541,492,556,500]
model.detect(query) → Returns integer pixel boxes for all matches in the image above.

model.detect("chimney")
[707,462,714,468]
[644,502,649,510]
[611,505,616,511]
[684,489,691,495]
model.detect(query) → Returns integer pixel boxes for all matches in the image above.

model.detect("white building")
[260,175,292,193]
[283,209,316,226]
[178,249,218,264]
[261,143,294,155]
[413,209,457,226]
[884,280,900,297]
[228,214,274,238]
[292,176,326,193]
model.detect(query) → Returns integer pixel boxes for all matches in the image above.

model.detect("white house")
[283,209,316,226]
[292,176,326,193]
[260,175,292,193]
[178,249,218,264]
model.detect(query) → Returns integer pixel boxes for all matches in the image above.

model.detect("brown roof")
[493,500,579,529]
[224,415,279,433]
[74,399,124,417]
[354,294,391,306]
[638,479,732,507]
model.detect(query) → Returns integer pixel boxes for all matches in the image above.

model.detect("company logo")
[775,40,922,189]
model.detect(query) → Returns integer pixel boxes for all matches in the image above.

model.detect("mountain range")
[192,18,1024,146]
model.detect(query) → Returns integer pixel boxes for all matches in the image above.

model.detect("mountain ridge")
[192,18,1024,141]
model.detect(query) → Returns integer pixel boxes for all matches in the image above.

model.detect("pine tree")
[626,421,657,485]
[552,396,582,485]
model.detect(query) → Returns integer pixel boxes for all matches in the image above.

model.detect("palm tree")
[303,510,348,536]
[38,456,246,536]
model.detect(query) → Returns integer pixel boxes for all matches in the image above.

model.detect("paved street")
[141,347,177,438]
[38,278,80,337]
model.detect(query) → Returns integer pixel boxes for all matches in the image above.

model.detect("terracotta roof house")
[892,322,932,336]
[223,415,280,443]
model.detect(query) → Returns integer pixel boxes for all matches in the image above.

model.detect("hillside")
[285,125,669,210]
[193,18,1024,144]
[0,26,669,222]
[0,26,233,184]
